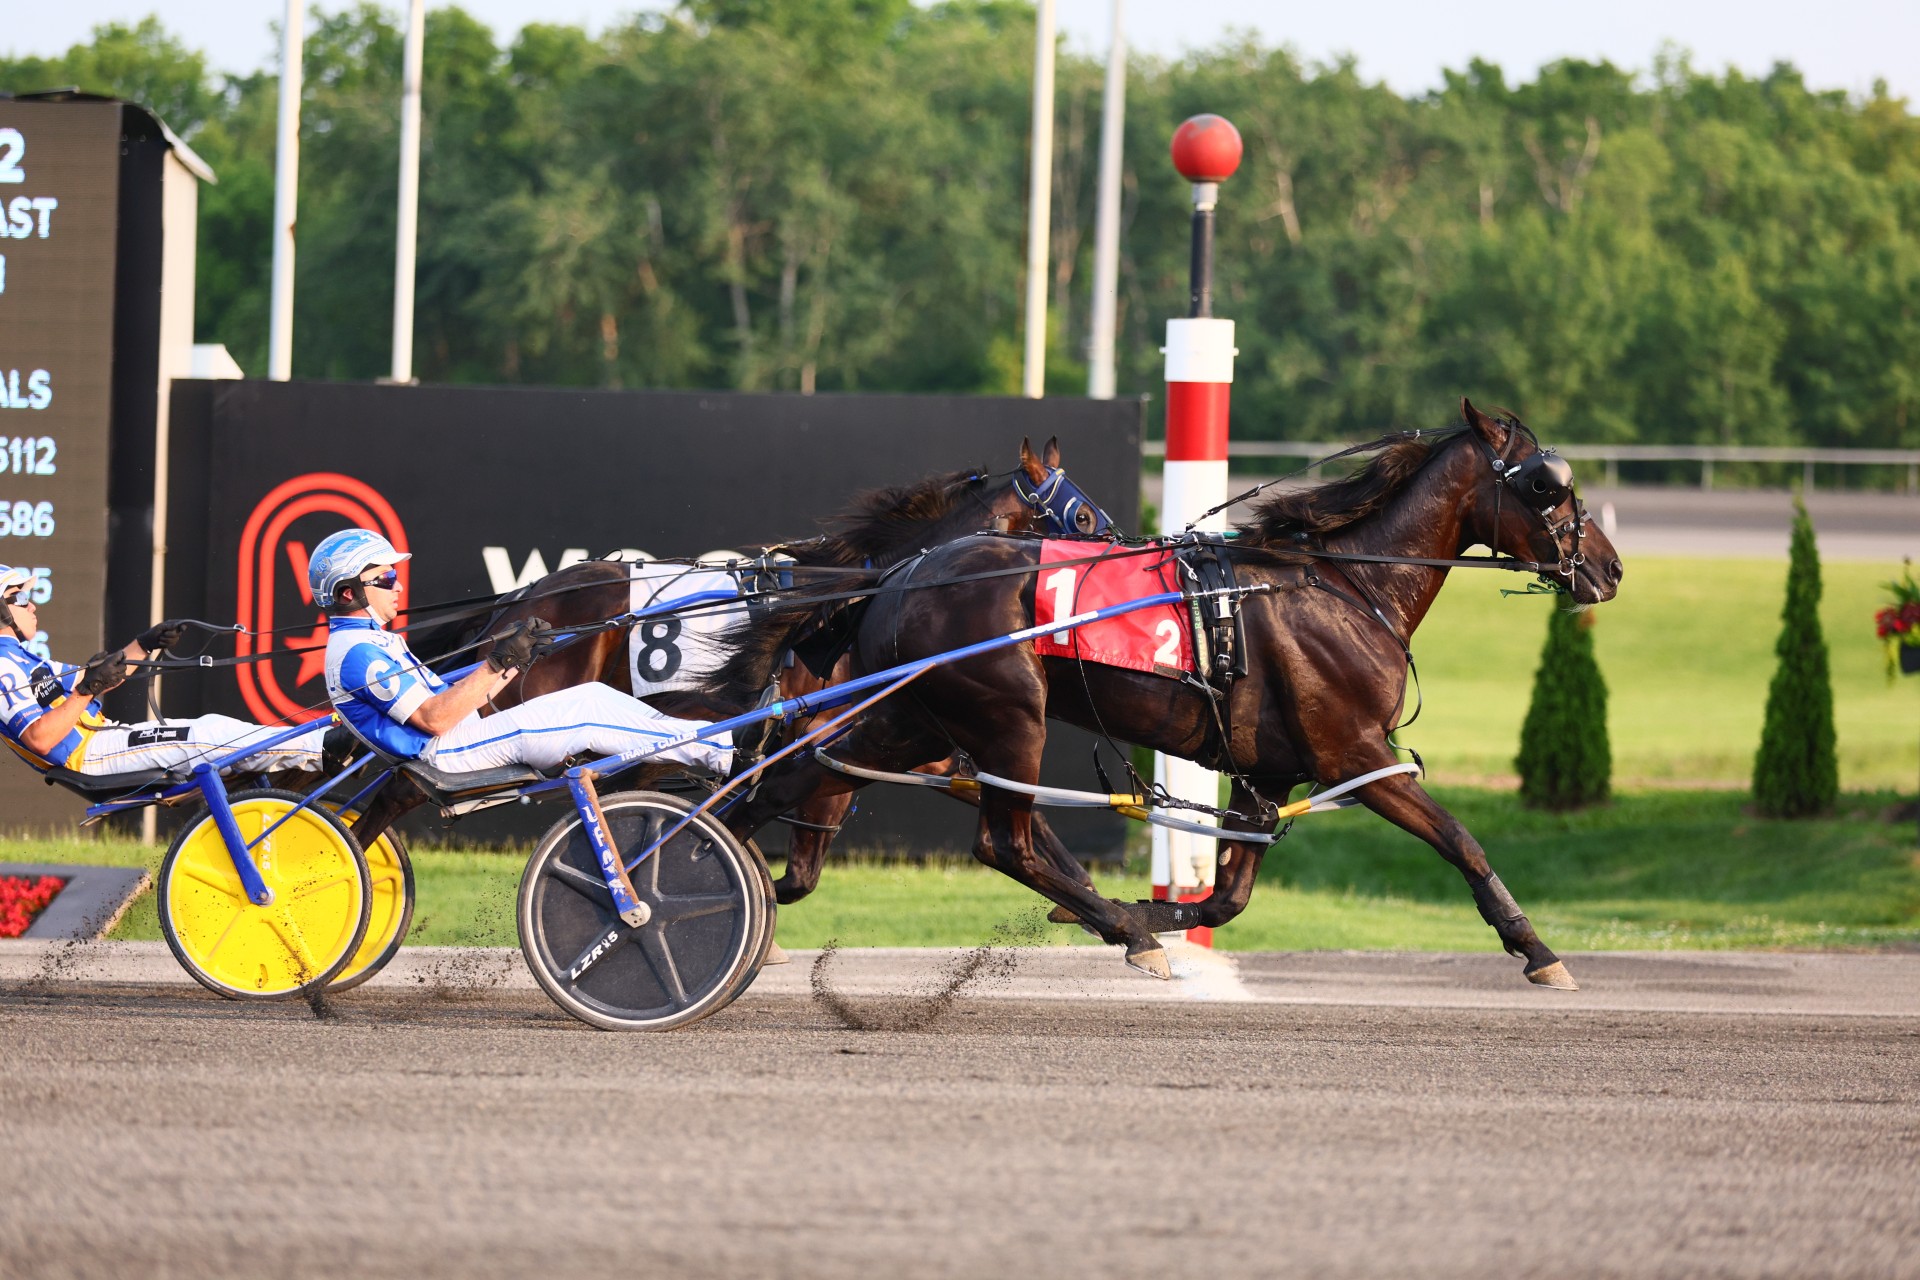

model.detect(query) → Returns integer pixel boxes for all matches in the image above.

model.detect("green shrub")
[1752,497,1839,816]
[1515,604,1612,809]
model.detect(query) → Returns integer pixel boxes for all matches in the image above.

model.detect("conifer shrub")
[1515,604,1611,810]
[1752,497,1838,817]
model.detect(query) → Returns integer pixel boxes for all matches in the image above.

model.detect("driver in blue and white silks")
[313,529,736,775]
[0,565,327,776]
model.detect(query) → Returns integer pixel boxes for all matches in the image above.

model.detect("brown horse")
[723,402,1623,983]
[346,438,1111,907]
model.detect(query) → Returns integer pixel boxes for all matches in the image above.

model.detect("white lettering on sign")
[0,501,54,537]
[0,437,55,473]
[1043,566,1076,644]
[0,130,21,184]
[0,196,56,237]
[482,547,654,593]
[0,371,52,410]
[1153,618,1181,666]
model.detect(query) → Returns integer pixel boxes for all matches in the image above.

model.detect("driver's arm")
[18,640,148,757]
[407,665,516,737]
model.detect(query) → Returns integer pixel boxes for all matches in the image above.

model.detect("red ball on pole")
[1170,114,1243,183]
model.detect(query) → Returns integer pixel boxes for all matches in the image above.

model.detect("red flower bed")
[0,874,65,937]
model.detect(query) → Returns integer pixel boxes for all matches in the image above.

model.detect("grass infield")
[1412,555,1917,789]
[26,787,1918,953]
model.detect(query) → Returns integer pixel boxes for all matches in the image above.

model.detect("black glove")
[487,618,555,673]
[135,619,191,653]
[75,649,130,697]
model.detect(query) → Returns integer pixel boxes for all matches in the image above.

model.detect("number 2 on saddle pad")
[1032,541,1193,677]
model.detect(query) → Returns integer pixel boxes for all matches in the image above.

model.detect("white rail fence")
[1140,440,1920,491]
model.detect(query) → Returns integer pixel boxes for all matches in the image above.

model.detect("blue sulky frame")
[75,587,750,908]
[77,587,1196,922]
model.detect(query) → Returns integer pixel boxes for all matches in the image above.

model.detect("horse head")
[1014,436,1114,537]
[1460,399,1622,605]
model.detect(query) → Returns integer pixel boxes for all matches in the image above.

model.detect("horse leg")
[909,754,1097,892]
[1354,767,1577,989]
[347,775,427,850]
[953,716,1169,978]
[771,791,851,905]
[1194,778,1287,929]
[971,788,1168,977]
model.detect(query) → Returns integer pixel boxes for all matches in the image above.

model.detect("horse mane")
[788,468,991,568]
[1234,425,1478,544]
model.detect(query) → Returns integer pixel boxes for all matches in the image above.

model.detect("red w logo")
[234,473,410,725]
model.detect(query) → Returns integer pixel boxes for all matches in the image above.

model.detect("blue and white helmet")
[308,528,410,610]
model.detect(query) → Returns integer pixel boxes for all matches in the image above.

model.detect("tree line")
[6,2,1919,448]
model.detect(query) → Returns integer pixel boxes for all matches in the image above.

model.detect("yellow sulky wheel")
[158,789,371,1000]
[324,809,414,992]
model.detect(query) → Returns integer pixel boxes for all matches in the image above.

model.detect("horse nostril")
[1609,559,1623,581]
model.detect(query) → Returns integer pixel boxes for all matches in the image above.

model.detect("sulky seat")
[396,758,550,802]
[42,766,183,797]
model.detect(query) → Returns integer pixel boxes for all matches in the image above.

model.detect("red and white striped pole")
[1152,114,1243,947]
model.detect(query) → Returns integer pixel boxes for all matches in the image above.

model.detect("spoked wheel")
[324,810,414,992]
[158,789,371,1000]
[518,790,770,1031]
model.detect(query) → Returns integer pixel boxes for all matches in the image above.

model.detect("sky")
[5,0,1917,104]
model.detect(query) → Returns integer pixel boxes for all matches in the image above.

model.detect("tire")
[517,790,769,1031]
[158,789,371,1000]
[325,812,414,992]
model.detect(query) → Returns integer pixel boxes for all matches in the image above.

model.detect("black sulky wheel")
[517,790,770,1031]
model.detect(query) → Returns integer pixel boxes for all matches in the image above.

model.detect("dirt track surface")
[3,951,1918,1280]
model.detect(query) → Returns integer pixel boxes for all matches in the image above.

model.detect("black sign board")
[163,379,1145,855]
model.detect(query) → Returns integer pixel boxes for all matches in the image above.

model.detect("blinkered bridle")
[1477,418,1589,585]
[1010,465,1115,537]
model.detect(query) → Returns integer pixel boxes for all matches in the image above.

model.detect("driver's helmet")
[307,529,410,610]
[0,564,41,643]
[0,565,40,604]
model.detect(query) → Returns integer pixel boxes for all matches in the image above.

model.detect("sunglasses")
[360,570,402,593]
[3,593,33,608]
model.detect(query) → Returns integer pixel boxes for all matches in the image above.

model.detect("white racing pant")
[75,716,327,777]
[420,683,733,776]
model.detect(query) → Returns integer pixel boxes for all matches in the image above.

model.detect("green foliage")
[4,13,1919,444]
[1753,497,1840,816]
[1515,604,1612,808]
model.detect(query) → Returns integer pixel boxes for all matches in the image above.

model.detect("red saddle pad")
[1033,541,1193,676]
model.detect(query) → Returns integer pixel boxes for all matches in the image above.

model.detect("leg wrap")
[1472,873,1528,930]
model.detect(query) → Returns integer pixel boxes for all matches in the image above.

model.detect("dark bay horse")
[725,402,1623,983]
[347,439,1113,906]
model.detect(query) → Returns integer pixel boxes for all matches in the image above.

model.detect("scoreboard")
[0,95,207,830]
[0,101,122,666]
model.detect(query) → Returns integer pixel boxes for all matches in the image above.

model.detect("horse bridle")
[1010,465,1114,537]
[1478,420,1588,585]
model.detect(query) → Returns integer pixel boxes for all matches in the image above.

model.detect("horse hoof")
[1526,960,1579,991]
[1047,905,1083,926]
[763,942,791,967]
[1125,942,1172,980]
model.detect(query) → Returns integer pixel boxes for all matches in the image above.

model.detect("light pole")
[1086,0,1125,400]
[1021,0,1057,399]
[390,0,425,384]
[268,0,304,381]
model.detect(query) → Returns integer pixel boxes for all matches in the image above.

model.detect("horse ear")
[1019,437,1049,484]
[1043,436,1062,469]
[1461,397,1509,451]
